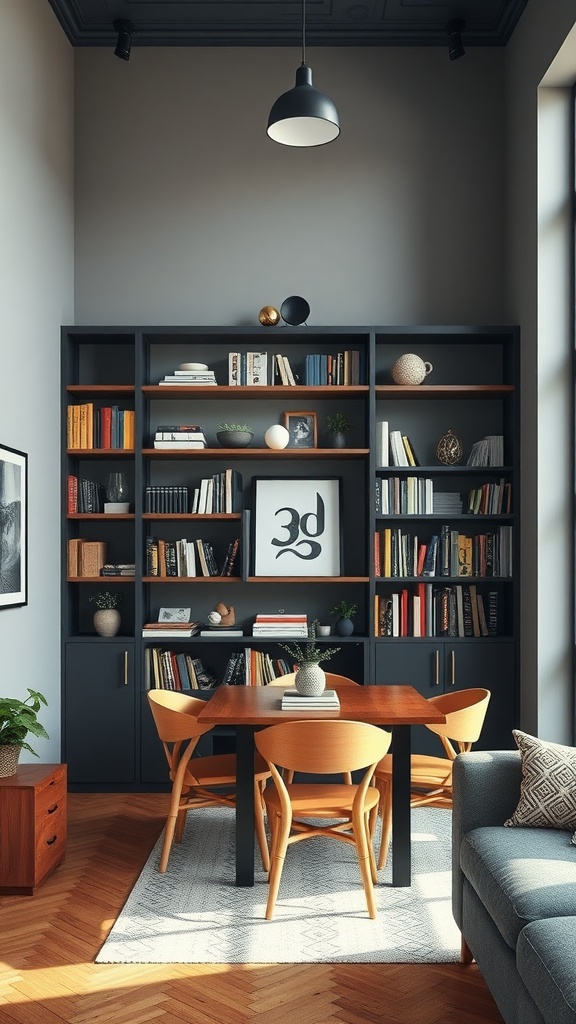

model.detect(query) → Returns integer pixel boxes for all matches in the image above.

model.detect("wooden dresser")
[0,763,67,895]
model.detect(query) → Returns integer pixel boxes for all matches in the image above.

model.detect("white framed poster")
[251,477,342,577]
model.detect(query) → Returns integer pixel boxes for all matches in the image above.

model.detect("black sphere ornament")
[281,295,310,326]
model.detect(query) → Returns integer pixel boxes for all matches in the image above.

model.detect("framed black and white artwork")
[251,476,342,577]
[0,444,27,608]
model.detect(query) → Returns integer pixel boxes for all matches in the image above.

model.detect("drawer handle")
[46,835,58,846]
[47,804,59,814]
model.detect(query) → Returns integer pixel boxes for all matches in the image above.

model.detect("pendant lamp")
[267,0,340,147]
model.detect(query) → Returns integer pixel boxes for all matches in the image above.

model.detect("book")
[281,689,340,709]
[153,440,206,449]
[200,629,244,637]
[376,421,389,467]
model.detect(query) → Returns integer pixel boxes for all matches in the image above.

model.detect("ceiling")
[47,0,529,49]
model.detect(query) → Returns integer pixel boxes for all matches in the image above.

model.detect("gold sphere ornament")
[436,429,463,466]
[258,305,281,326]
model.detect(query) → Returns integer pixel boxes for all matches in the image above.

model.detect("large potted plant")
[281,621,340,696]
[0,689,49,777]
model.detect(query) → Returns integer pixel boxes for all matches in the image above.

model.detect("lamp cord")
[301,0,306,66]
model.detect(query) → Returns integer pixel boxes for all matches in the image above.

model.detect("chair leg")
[377,779,392,870]
[265,814,292,920]
[175,807,187,843]
[353,808,378,919]
[367,805,379,883]
[461,936,474,964]
[254,780,270,873]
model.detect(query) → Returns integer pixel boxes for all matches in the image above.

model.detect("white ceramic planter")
[294,663,326,696]
[93,609,121,637]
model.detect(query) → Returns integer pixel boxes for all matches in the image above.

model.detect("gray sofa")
[452,750,576,1024]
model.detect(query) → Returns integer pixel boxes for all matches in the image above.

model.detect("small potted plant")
[326,412,352,449]
[330,600,358,637]
[89,591,123,637]
[280,620,340,696]
[216,423,254,448]
[0,689,49,777]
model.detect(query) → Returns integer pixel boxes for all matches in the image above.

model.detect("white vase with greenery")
[281,622,340,696]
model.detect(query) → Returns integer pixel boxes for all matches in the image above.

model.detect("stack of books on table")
[158,364,217,386]
[281,688,340,710]
[252,613,308,638]
[153,425,207,449]
[142,621,201,638]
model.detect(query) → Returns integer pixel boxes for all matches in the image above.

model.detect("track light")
[114,19,134,61]
[447,19,465,61]
[267,0,340,147]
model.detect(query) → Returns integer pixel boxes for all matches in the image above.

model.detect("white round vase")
[294,663,326,697]
[264,424,290,450]
[391,353,433,386]
[93,609,121,637]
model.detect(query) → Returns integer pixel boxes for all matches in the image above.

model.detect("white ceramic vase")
[294,663,326,697]
[93,609,121,637]
[391,353,433,385]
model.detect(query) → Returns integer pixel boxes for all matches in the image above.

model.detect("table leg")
[235,724,256,887]
[391,724,411,887]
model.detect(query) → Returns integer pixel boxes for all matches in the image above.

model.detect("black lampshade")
[267,64,340,147]
[447,20,465,61]
[114,19,134,61]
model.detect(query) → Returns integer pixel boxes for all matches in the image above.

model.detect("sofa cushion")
[517,917,576,1024]
[459,825,576,949]
[504,731,576,842]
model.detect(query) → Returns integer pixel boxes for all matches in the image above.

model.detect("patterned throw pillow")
[505,729,576,840]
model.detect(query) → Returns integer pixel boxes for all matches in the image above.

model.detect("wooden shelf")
[143,447,369,459]
[142,385,368,399]
[142,512,241,520]
[375,384,514,398]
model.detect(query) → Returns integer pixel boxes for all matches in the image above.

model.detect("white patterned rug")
[96,806,460,964]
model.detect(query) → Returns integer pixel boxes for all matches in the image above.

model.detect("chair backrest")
[147,689,213,743]
[255,719,391,776]
[425,688,491,757]
[268,672,359,687]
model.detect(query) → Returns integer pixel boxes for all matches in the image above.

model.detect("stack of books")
[100,563,135,577]
[153,424,207,449]
[228,352,268,385]
[142,621,200,638]
[158,364,217,386]
[281,688,340,710]
[252,613,308,637]
[433,492,463,515]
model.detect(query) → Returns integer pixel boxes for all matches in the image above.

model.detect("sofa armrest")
[452,750,522,929]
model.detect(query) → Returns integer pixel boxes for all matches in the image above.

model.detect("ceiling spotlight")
[447,19,465,61]
[113,19,134,61]
[267,0,340,147]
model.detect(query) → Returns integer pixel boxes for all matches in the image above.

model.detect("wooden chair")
[147,689,271,874]
[254,719,392,920]
[375,687,491,869]
[268,671,360,686]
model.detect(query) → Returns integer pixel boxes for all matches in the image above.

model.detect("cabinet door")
[374,640,515,755]
[65,642,135,784]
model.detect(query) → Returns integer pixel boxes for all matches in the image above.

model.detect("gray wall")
[0,0,74,761]
[74,46,507,325]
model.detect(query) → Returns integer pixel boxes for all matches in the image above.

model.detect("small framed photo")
[158,607,192,623]
[0,443,27,609]
[282,411,318,449]
[251,476,342,577]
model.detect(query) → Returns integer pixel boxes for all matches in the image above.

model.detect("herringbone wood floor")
[0,793,503,1024]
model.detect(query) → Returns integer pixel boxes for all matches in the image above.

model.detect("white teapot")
[391,353,433,386]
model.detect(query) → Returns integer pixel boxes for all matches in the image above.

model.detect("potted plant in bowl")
[330,600,358,637]
[280,620,340,696]
[216,423,254,448]
[89,591,123,637]
[326,412,352,448]
[0,689,49,777]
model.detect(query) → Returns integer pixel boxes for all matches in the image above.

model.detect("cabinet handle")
[449,650,456,686]
[46,835,58,846]
[434,650,440,686]
[124,650,129,686]
[47,804,59,814]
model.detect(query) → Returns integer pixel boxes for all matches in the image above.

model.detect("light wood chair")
[254,719,392,920]
[147,689,271,874]
[375,687,491,869]
[268,671,360,686]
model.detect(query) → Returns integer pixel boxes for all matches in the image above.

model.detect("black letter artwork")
[271,493,325,561]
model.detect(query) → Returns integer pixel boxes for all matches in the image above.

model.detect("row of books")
[223,649,293,687]
[67,475,107,514]
[375,477,512,516]
[374,525,513,578]
[67,404,135,450]
[145,649,217,690]
[145,536,240,577]
[158,367,217,386]
[191,469,242,514]
[302,351,363,386]
[144,485,190,514]
[228,352,268,386]
[252,613,308,637]
[153,424,207,449]
[375,422,419,467]
[375,585,499,638]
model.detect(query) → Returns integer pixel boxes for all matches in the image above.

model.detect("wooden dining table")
[198,682,446,888]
